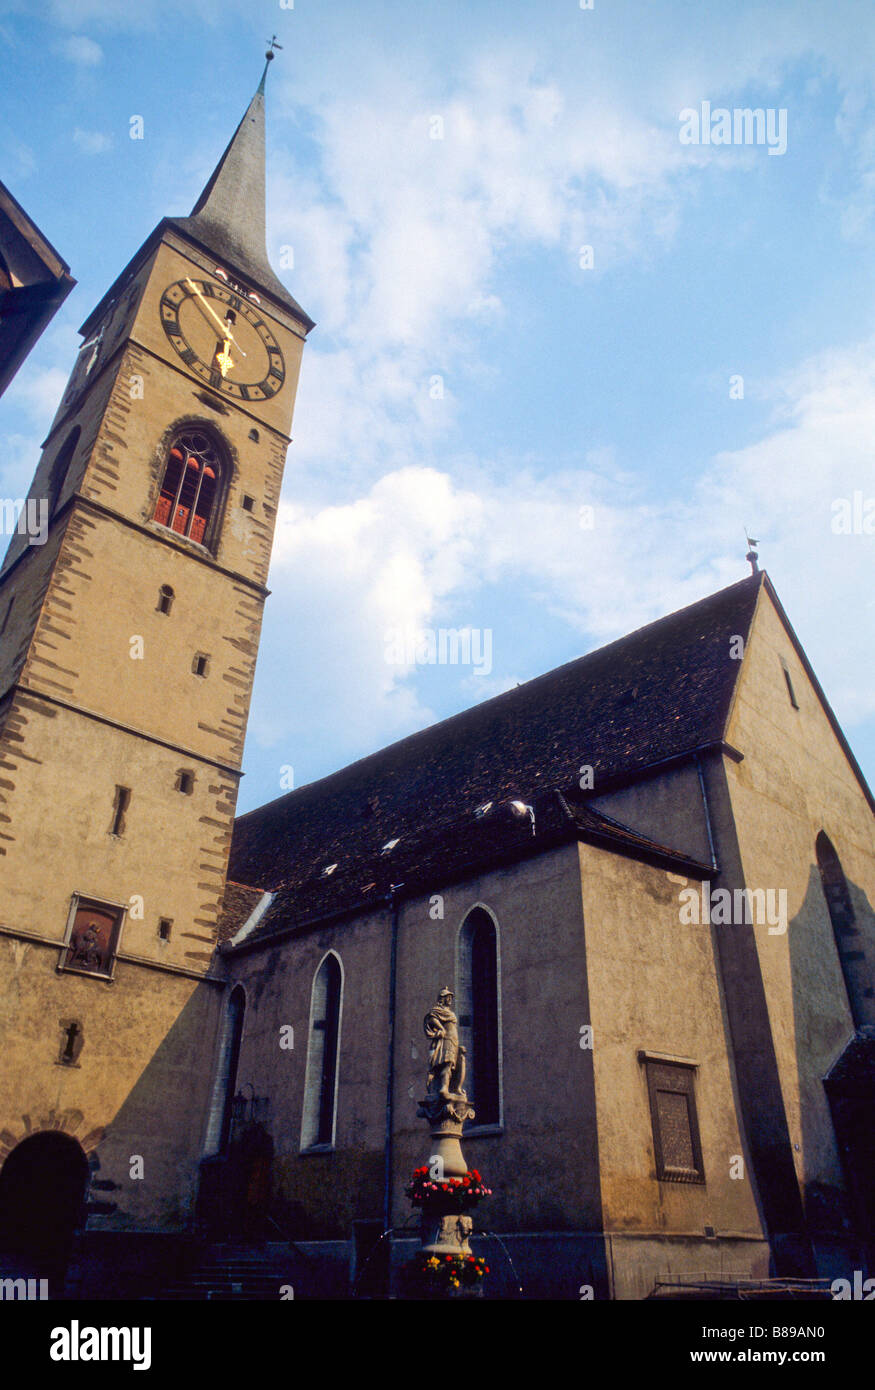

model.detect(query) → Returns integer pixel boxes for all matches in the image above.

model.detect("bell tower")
[0,56,312,1239]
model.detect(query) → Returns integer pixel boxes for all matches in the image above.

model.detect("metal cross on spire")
[258,35,283,94]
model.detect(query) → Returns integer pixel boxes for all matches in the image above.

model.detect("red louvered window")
[153,430,222,546]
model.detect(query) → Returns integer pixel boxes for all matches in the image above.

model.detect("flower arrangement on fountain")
[416,1254,490,1292]
[405,1166,492,1208]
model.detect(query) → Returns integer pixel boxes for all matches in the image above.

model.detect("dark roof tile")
[227,575,762,943]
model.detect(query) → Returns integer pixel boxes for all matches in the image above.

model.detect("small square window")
[193,653,209,677]
[158,918,173,942]
[641,1057,705,1184]
[241,494,255,512]
[176,770,194,795]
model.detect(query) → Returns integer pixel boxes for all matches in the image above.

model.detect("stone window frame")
[638,1050,705,1185]
[455,902,504,1135]
[202,984,247,1157]
[57,891,128,983]
[300,951,344,1154]
[150,423,232,556]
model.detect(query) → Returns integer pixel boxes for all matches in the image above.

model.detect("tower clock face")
[159,277,286,401]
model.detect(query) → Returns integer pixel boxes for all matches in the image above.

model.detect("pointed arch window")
[301,953,342,1150]
[457,906,501,1128]
[816,832,874,1029]
[153,429,224,548]
[204,985,246,1156]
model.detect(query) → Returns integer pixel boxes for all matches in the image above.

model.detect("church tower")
[0,56,312,1256]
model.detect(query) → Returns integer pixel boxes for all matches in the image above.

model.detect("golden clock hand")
[215,339,234,378]
[184,278,248,357]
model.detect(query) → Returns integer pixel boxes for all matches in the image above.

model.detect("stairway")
[158,1242,302,1301]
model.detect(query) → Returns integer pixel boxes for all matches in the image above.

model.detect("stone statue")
[417,987,474,1131]
[413,986,477,1266]
[424,987,467,1100]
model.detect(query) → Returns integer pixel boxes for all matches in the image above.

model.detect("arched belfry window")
[301,953,342,1150]
[204,985,245,1155]
[457,906,501,1127]
[153,429,224,548]
[816,832,874,1029]
[47,426,81,518]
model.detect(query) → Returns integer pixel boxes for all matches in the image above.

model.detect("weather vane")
[745,528,759,575]
[265,35,284,62]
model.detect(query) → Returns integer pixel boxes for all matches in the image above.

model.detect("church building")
[0,59,873,1302]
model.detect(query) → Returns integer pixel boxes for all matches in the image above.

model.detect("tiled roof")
[226,574,763,944]
[216,880,266,944]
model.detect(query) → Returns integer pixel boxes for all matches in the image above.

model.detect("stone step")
[156,1245,304,1301]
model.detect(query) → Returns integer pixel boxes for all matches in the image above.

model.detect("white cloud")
[286,57,683,352]
[249,45,874,770]
[265,56,689,506]
[60,34,103,66]
[257,338,875,765]
[73,127,112,155]
[4,365,69,423]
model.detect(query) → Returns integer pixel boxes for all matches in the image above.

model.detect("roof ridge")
[237,572,762,823]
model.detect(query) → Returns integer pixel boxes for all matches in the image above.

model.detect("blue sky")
[1,0,873,813]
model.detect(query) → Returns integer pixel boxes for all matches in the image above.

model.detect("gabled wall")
[722,582,875,1271]
[579,839,767,1297]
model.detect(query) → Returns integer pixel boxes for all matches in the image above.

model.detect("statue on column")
[424,987,467,1100]
[418,987,474,1130]
[408,985,488,1284]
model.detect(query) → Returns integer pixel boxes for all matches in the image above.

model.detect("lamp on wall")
[230,1083,269,1139]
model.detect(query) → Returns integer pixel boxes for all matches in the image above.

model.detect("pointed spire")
[185,81,269,271]
[167,51,312,329]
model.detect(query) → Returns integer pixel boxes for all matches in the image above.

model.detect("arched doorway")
[0,1133,89,1284]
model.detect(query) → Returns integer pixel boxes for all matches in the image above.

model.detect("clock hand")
[184,278,247,357]
[214,339,234,377]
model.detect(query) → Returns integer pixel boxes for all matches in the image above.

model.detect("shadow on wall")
[789,845,875,1276]
[0,973,224,1299]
